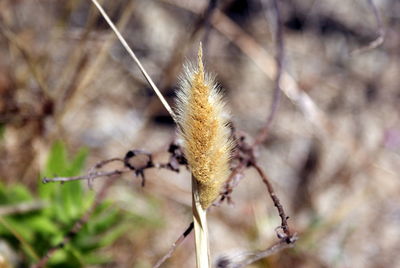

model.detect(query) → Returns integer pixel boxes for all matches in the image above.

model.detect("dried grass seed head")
[176,44,232,209]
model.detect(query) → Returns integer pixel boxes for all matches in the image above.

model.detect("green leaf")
[25,216,59,234]
[0,183,33,204]
[67,247,85,266]
[48,250,68,266]
[9,185,33,202]
[39,141,88,223]
[68,147,88,176]
[16,140,135,267]
[39,141,68,200]
[46,141,68,176]
[81,252,112,265]
[62,148,88,219]
[1,217,34,241]
[49,232,64,246]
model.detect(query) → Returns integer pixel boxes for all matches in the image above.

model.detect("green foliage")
[0,141,137,267]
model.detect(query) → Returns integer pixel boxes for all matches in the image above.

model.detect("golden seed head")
[176,44,232,209]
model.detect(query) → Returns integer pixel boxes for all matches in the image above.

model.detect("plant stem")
[192,176,210,268]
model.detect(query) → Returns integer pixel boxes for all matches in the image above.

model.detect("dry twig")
[153,222,194,268]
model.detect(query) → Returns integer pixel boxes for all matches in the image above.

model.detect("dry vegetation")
[1,0,400,267]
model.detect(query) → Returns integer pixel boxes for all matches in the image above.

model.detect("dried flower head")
[176,44,232,209]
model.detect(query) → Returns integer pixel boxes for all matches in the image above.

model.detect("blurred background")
[1,0,400,267]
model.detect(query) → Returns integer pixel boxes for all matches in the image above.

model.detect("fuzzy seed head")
[176,44,232,209]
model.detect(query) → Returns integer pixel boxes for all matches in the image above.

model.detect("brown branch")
[42,169,127,184]
[86,158,125,188]
[43,143,188,185]
[215,164,246,206]
[216,129,297,268]
[214,129,253,205]
[252,162,293,241]
[254,0,284,146]
[153,222,194,268]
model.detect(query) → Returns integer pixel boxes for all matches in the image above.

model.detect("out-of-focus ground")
[1,0,400,267]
